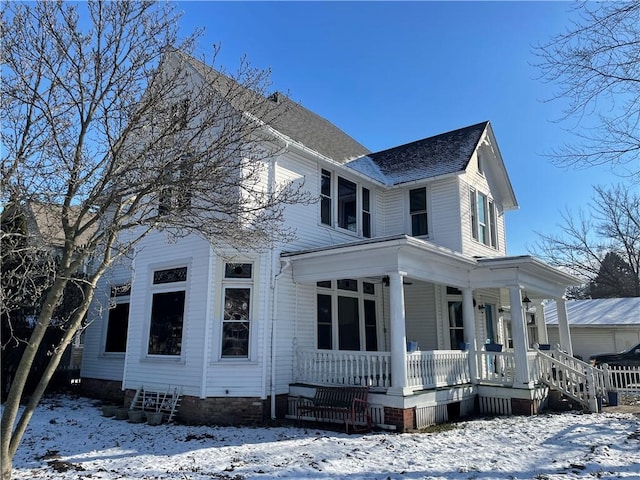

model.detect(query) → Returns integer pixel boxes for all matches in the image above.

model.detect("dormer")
[344,121,518,256]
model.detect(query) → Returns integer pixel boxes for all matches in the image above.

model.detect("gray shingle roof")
[267,93,371,163]
[178,52,370,164]
[346,121,489,185]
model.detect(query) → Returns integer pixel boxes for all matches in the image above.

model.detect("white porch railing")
[477,351,516,385]
[295,349,470,391]
[296,350,392,388]
[406,350,470,389]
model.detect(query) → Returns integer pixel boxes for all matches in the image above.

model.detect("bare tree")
[0,2,307,478]
[535,2,640,179]
[532,184,640,298]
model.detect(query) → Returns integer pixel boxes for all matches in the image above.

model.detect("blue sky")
[178,1,621,256]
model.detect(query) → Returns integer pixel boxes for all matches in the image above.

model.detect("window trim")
[219,260,255,361]
[103,287,130,355]
[145,264,189,359]
[319,168,373,238]
[470,188,498,249]
[408,186,429,237]
[315,279,379,352]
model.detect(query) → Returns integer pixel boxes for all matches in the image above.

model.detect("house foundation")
[80,377,124,404]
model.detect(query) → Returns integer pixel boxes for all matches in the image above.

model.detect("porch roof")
[282,235,581,298]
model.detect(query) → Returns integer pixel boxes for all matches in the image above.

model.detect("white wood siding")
[379,189,405,237]
[428,177,463,252]
[459,169,507,258]
[122,232,212,397]
[404,282,438,351]
[81,260,132,381]
[278,151,379,251]
[204,252,270,398]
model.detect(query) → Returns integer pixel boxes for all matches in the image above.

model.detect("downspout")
[200,244,215,399]
[270,257,292,419]
[261,155,278,402]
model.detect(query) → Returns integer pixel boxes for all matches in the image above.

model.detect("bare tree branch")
[533,1,640,178]
[0,2,310,478]
[532,184,640,298]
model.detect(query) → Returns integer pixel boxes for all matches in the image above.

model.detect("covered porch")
[282,235,582,430]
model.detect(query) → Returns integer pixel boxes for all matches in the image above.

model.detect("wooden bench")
[296,386,372,433]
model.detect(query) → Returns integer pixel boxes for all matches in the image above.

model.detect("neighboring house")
[1,201,96,399]
[545,298,640,361]
[80,50,585,431]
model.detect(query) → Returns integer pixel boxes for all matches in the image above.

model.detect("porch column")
[535,300,549,345]
[508,286,532,387]
[462,288,478,383]
[388,271,410,395]
[555,297,573,356]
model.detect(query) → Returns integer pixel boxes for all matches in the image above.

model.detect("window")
[470,189,498,248]
[489,200,498,248]
[221,262,253,358]
[105,285,130,353]
[448,301,464,350]
[317,293,332,350]
[477,152,484,175]
[338,177,357,232]
[478,192,488,244]
[362,187,371,238]
[320,169,332,226]
[315,279,378,351]
[484,304,496,343]
[364,299,377,351]
[158,155,193,216]
[320,169,372,237]
[409,187,428,236]
[147,267,187,356]
[338,296,360,350]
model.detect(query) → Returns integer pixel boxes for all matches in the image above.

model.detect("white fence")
[603,364,640,394]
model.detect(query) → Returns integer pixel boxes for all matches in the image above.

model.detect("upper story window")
[338,177,357,232]
[158,154,193,216]
[320,169,372,237]
[362,187,371,238]
[470,189,498,248]
[409,187,428,237]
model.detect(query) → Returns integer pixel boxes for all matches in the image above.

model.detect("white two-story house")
[81,50,586,432]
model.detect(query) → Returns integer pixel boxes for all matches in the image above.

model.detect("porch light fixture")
[478,304,485,311]
[522,292,531,308]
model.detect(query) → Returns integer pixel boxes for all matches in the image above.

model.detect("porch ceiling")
[281,235,581,298]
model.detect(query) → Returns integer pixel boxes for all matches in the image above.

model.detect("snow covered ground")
[6,395,640,480]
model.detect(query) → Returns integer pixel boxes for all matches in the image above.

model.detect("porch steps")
[536,348,609,413]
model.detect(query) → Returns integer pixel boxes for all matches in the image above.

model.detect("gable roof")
[25,201,96,248]
[175,51,370,164]
[345,121,489,186]
[545,298,640,326]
